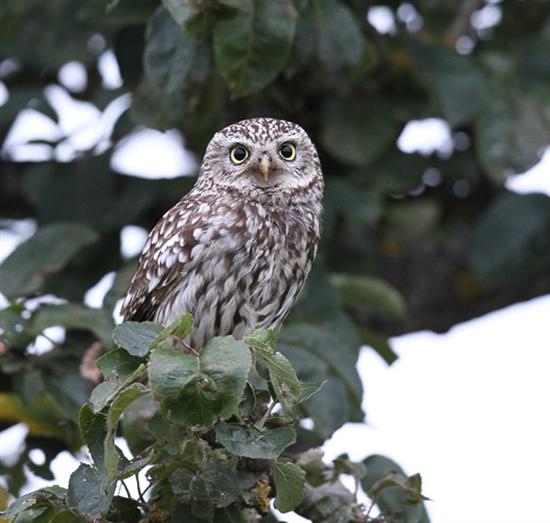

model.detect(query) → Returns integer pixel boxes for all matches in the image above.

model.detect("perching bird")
[120,118,323,348]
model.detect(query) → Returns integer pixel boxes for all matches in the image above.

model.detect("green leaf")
[246,329,301,413]
[299,381,326,403]
[330,273,407,320]
[113,321,163,357]
[90,349,145,413]
[78,404,108,473]
[279,316,363,439]
[469,192,550,289]
[476,87,550,182]
[3,486,66,520]
[116,449,155,481]
[215,423,296,459]
[29,303,114,347]
[105,496,141,522]
[199,458,240,508]
[0,223,98,299]
[149,336,252,425]
[150,313,194,348]
[104,383,148,480]
[144,7,199,93]
[67,464,116,520]
[311,0,364,70]
[361,455,430,523]
[273,459,305,513]
[321,98,396,167]
[213,0,297,97]
[409,42,485,126]
[358,327,398,366]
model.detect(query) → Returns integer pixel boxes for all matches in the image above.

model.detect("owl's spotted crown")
[217,117,303,144]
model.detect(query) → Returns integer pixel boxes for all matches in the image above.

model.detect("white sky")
[0,41,549,522]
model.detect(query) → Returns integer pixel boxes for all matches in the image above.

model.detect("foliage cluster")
[3,317,428,522]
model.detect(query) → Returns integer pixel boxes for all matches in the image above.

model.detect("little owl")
[120,118,323,347]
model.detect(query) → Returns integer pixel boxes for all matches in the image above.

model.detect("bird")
[120,117,324,348]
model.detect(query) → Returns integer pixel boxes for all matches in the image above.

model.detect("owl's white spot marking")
[148,276,160,291]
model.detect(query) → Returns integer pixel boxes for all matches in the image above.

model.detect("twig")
[254,400,278,430]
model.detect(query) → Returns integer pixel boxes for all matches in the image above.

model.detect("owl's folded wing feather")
[120,199,205,322]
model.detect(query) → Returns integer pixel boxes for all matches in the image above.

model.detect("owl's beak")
[258,156,271,182]
[258,161,271,181]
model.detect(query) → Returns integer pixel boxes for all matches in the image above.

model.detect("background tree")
[0,0,549,521]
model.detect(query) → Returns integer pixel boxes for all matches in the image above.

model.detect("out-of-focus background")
[1,1,549,522]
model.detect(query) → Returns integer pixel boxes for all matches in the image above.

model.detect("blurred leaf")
[29,303,114,347]
[144,7,199,93]
[330,273,407,320]
[215,423,296,459]
[409,42,485,126]
[213,0,297,97]
[22,158,154,232]
[308,0,365,70]
[321,98,396,167]
[386,200,441,239]
[273,458,305,513]
[469,192,550,289]
[476,87,550,182]
[279,316,363,439]
[149,336,252,425]
[0,224,98,299]
[67,464,116,519]
[0,393,66,439]
[113,321,162,357]
[358,328,398,366]
[361,455,430,523]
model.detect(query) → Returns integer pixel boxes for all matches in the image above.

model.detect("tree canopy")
[0,1,549,522]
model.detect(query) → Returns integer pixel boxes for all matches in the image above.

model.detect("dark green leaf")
[0,223,98,299]
[311,0,364,70]
[273,458,305,513]
[361,455,430,523]
[3,486,66,520]
[67,464,116,519]
[246,329,301,413]
[213,0,297,97]
[144,7,199,93]
[410,42,485,126]
[150,313,194,348]
[90,349,145,413]
[215,423,295,459]
[330,273,407,320]
[29,303,114,347]
[476,87,550,182]
[321,98,396,167]
[469,192,550,289]
[149,336,252,425]
[279,316,363,438]
[113,321,163,357]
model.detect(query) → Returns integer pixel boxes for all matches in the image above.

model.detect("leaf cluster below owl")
[121,118,324,347]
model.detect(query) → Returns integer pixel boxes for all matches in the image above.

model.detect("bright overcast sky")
[0,43,549,522]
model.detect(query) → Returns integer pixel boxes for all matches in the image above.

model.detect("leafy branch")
[3,316,429,522]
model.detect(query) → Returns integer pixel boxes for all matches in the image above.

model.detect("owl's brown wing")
[120,197,205,322]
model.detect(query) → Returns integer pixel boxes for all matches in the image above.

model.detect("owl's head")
[198,118,323,200]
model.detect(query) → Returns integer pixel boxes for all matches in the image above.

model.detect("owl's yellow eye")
[230,145,249,164]
[279,142,296,161]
